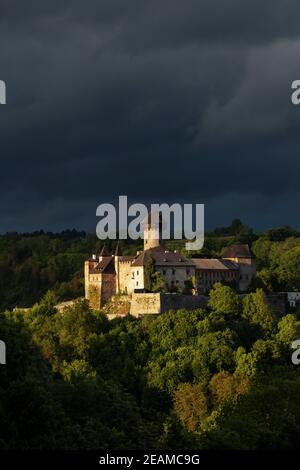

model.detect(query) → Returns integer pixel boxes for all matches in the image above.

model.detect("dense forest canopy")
[0,285,300,449]
[0,221,300,449]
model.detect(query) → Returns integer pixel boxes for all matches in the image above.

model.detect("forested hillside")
[0,222,300,449]
[0,285,300,449]
[0,231,141,310]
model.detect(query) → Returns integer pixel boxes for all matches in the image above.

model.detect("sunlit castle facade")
[84,215,256,309]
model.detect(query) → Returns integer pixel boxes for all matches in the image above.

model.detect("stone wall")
[88,283,101,309]
[130,293,161,316]
[265,294,286,315]
[130,293,208,317]
[118,260,135,294]
[161,293,208,312]
[103,294,131,317]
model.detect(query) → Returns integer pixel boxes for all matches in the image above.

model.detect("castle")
[85,217,256,310]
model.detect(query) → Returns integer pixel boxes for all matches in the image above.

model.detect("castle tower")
[84,254,98,300]
[84,254,101,309]
[143,211,163,250]
[222,244,256,292]
[114,241,122,293]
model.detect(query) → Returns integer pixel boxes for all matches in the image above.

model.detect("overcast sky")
[0,0,300,233]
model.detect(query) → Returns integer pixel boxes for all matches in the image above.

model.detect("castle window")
[137,270,139,276]
[186,269,190,275]
[136,281,139,286]
[163,270,166,275]
[172,269,175,275]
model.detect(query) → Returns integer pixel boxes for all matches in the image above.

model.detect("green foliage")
[174,383,208,432]
[242,289,276,333]
[152,272,167,293]
[1,227,300,307]
[0,233,140,310]
[144,254,155,291]
[252,236,300,292]
[201,372,300,449]
[144,255,166,292]
[183,278,195,295]
[209,371,250,405]
[1,292,300,449]
[209,283,242,317]
[276,314,300,347]
[1,225,300,449]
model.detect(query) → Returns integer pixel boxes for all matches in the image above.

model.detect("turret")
[114,241,122,293]
[143,211,163,250]
[99,244,109,261]
[222,244,256,292]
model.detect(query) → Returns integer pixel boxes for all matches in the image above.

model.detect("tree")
[144,254,155,291]
[151,272,166,293]
[201,373,300,450]
[174,383,209,432]
[229,219,244,235]
[276,314,300,348]
[208,283,242,317]
[277,246,300,291]
[209,371,250,405]
[266,225,298,242]
[242,289,275,333]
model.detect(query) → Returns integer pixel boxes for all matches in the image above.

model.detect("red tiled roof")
[89,256,115,274]
[131,246,194,267]
[192,258,238,271]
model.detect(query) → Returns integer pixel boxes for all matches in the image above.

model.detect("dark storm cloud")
[0,1,300,231]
